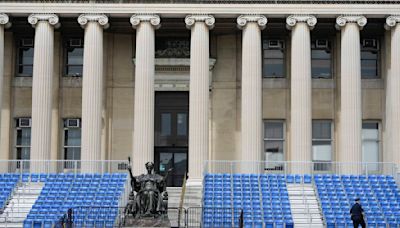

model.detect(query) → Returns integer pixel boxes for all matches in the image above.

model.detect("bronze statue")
[126,161,172,219]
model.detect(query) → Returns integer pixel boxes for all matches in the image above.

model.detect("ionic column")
[385,16,400,166]
[28,14,59,165]
[336,15,367,174]
[78,14,108,172]
[237,15,267,170]
[130,14,160,175]
[185,15,214,183]
[286,15,317,174]
[0,14,10,172]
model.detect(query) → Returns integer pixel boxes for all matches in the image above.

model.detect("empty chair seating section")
[315,174,400,227]
[24,173,127,228]
[203,173,293,228]
[0,174,19,210]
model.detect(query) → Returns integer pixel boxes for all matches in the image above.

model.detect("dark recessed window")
[16,38,34,77]
[262,39,285,78]
[311,39,332,79]
[65,38,83,77]
[361,39,379,79]
[15,118,31,160]
[312,120,332,171]
[64,118,81,169]
[264,120,285,170]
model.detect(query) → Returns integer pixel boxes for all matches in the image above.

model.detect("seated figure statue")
[126,162,171,218]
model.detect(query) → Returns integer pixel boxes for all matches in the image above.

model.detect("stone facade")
[0,2,397,177]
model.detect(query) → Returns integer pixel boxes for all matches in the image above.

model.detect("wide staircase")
[167,185,203,227]
[0,182,43,228]
[287,183,323,227]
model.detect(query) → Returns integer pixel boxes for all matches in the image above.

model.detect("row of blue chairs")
[316,175,400,225]
[25,173,127,226]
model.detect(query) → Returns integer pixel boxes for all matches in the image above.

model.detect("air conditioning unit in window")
[268,40,284,49]
[18,118,31,128]
[362,39,378,49]
[22,39,33,47]
[315,39,329,49]
[66,119,80,128]
[69,39,82,47]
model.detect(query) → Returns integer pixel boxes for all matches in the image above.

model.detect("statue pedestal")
[124,215,171,227]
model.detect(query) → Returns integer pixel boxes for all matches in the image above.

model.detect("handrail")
[204,160,398,177]
[0,160,129,175]
[178,173,187,227]
[312,177,325,227]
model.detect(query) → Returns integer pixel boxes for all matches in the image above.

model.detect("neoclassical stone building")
[0,1,400,186]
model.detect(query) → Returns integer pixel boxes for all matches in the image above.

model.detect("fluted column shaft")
[78,14,108,171]
[28,14,58,162]
[185,15,214,182]
[131,15,160,175]
[0,14,9,138]
[385,16,400,166]
[237,15,267,166]
[287,15,316,174]
[337,16,367,174]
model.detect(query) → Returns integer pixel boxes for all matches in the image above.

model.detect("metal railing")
[205,160,398,177]
[0,160,129,174]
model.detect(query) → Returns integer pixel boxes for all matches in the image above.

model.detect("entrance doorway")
[154,92,188,187]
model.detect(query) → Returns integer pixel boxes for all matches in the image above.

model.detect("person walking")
[350,198,366,228]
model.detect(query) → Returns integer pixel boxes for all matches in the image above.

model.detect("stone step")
[292,208,320,213]
[0,182,44,227]
[0,223,24,228]
[295,224,324,228]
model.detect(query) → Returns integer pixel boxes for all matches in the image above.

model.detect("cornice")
[286,15,317,30]
[130,14,161,29]
[28,13,59,28]
[2,3,400,17]
[237,15,267,30]
[77,14,109,29]
[336,15,367,29]
[185,14,215,29]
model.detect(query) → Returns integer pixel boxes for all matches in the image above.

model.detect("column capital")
[28,14,59,28]
[385,15,400,30]
[0,13,11,28]
[336,15,367,29]
[237,15,267,30]
[286,15,317,30]
[78,14,109,29]
[185,14,215,30]
[130,14,161,30]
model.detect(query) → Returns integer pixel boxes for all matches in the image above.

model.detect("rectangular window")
[312,120,332,171]
[361,39,379,79]
[64,119,81,168]
[264,120,285,170]
[362,122,380,172]
[16,38,34,77]
[15,118,31,160]
[311,40,332,78]
[65,38,83,77]
[161,113,172,136]
[262,40,285,78]
[177,113,187,136]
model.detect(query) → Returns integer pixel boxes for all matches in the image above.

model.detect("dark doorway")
[154,92,188,187]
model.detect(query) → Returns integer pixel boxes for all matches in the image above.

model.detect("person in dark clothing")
[350,198,366,228]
